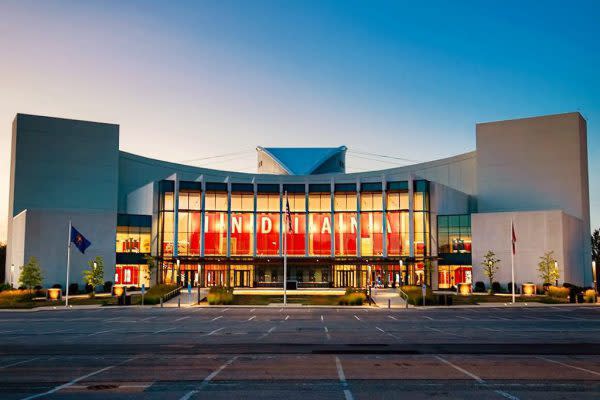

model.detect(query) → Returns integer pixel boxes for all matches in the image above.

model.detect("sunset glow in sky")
[1,0,599,240]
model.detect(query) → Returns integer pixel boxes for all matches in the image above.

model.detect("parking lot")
[1,305,600,399]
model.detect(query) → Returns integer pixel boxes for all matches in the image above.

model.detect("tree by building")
[481,250,500,293]
[83,256,104,297]
[143,254,157,286]
[538,250,559,286]
[19,256,43,291]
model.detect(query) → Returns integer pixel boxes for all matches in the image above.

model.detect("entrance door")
[336,270,355,287]
[234,270,251,287]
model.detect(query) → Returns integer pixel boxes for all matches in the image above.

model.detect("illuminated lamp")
[46,288,62,301]
[113,285,126,297]
[457,283,471,295]
[522,283,536,296]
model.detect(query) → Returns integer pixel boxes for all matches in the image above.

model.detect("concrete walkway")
[370,288,408,308]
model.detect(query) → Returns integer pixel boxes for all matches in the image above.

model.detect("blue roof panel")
[260,146,346,175]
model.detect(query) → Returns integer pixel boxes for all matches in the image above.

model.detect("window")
[335,212,358,256]
[231,193,254,212]
[309,193,331,212]
[360,192,383,211]
[386,211,409,256]
[334,193,357,212]
[360,212,383,256]
[438,265,472,289]
[308,213,332,255]
[386,191,409,210]
[437,214,471,254]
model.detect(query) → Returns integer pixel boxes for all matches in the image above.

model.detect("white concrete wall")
[6,210,26,287]
[16,209,116,288]
[472,210,586,287]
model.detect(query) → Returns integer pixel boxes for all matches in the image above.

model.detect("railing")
[161,286,182,303]
[398,287,410,309]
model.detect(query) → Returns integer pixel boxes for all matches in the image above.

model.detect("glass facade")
[437,215,472,254]
[153,179,436,288]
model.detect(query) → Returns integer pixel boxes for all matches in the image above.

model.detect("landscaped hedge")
[584,289,596,303]
[401,285,437,306]
[207,286,234,305]
[141,284,179,305]
[547,285,570,299]
[338,290,366,305]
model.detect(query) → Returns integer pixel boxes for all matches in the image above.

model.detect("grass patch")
[135,284,179,305]
[230,294,347,306]
[0,290,118,309]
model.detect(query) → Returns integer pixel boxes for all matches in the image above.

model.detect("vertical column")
[382,176,387,257]
[330,178,335,258]
[356,179,361,258]
[279,184,283,257]
[253,181,257,257]
[173,175,180,259]
[304,182,309,257]
[226,179,232,259]
[200,180,206,257]
[408,175,415,259]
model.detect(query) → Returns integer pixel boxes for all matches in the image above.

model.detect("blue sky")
[0,0,599,240]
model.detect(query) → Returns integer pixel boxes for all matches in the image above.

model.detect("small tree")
[143,254,157,286]
[19,256,43,292]
[83,256,104,297]
[538,250,559,286]
[481,250,500,293]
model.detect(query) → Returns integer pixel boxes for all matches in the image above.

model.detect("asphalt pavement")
[1,305,600,399]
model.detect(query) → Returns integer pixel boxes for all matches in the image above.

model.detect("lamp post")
[10,264,14,288]
[554,261,559,286]
[593,261,597,298]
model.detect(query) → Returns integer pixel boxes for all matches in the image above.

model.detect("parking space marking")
[321,315,324,321]
[423,316,434,320]
[376,327,385,333]
[353,315,361,321]
[141,316,156,321]
[211,316,223,321]
[153,327,176,334]
[88,329,115,336]
[178,356,238,400]
[258,326,276,340]
[20,356,136,400]
[247,316,256,321]
[205,327,224,336]
[0,357,39,369]
[324,326,331,340]
[387,315,397,320]
[335,356,354,400]
[538,356,600,377]
[175,316,191,322]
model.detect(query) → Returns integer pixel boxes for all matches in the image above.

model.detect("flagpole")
[65,220,72,307]
[283,191,288,307]
[511,218,515,304]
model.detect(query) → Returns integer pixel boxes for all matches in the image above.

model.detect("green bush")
[401,285,438,306]
[338,292,366,305]
[0,283,13,292]
[208,286,234,305]
[547,285,570,299]
[584,289,596,303]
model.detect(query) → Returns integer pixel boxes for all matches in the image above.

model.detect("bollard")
[388,299,391,309]
[160,297,163,308]
[178,297,181,308]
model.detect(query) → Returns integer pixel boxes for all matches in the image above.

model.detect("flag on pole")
[70,226,91,254]
[285,196,293,233]
[511,221,517,255]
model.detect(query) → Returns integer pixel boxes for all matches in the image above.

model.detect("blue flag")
[70,226,91,254]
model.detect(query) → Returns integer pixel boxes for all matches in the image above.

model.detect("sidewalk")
[370,288,409,308]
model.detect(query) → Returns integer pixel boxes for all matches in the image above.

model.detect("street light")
[10,264,14,288]
[593,261,597,299]
[555,261,559,286]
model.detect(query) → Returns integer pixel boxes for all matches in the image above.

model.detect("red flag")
[511,221,517,255]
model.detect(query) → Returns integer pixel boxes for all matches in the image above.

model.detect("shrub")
[401,285,438,306]
[85,284,94,293]
[473,281,486,293]
[68,283,79,294]
[338,292,366,305]
[547,285,570,299]
[584,289,596,303]
[0,283,12,292]
[207,286,234,305]
[51,283,62,289]
[103,281,113,293]
[491,282,503,293]
[506,282,520,294]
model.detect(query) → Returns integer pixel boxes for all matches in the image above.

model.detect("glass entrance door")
[334,265,356,287]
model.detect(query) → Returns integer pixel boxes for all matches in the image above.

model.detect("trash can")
[286,280,298,290]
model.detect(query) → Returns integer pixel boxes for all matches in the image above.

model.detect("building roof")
[257,146,347,175]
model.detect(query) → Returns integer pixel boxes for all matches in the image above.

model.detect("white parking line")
[88,329,115,336]
[353,315,360,321]
[258,326,276,340]
[250,309,256,312]
[321,315,324,322]
[324,326,331,340]
[178,356,238,400]
[423,316,434,320]
[387,315,397,320]
[247,316,256,321]
[376,327,385,333]
[211,316,223,321]
[435,355,520,399]
[335,356,354,400]
[205,327,224,336]
[20,356,136,400]
[285,315,290,320]
[141,316,156,321]
[175,316,191,322]
[457,316,471,320]
[0,357,39,369]
[538,356,600,376]
[153,327,176,334]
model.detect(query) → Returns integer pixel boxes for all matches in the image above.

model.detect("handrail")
[398,288,410,309]
[161,286,182,303]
